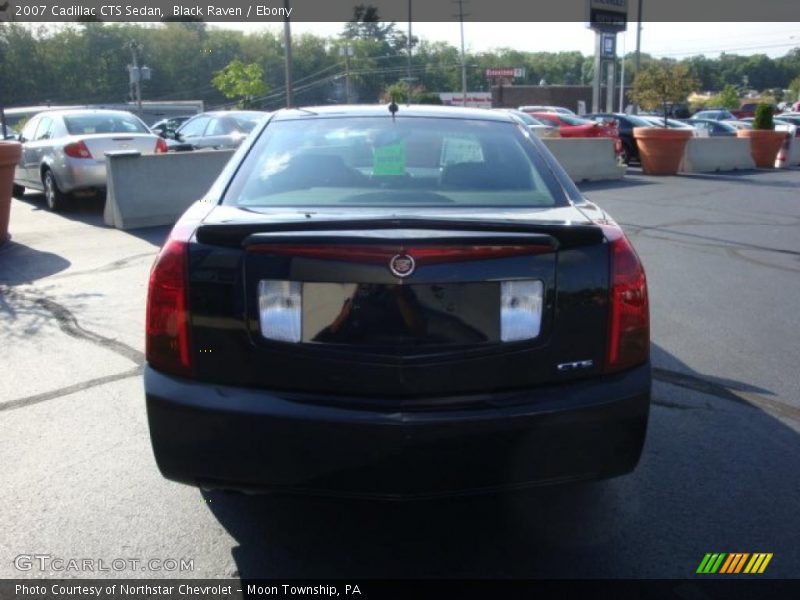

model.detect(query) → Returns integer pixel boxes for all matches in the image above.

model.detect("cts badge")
[389,254,415,278]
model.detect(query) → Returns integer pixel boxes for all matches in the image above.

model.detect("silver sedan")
[13,109,167,211]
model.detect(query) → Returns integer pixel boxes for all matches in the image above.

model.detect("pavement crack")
[49,252,156,280]
[653,367,800,423]
[0,287,145,365]
[0,366,143,412]
[652,398,710,411]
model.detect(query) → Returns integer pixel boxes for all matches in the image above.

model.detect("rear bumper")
[145,364,651,499]
[57,158,106,192]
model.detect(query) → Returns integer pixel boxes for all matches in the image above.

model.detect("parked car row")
[515,103,800,165]
[525,111,624,159]
[11,107,269,211]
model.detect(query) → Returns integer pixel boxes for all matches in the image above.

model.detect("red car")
[528,112,623,156]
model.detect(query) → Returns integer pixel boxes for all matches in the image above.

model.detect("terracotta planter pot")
[0,141,22,245]
[633,127,693,175]
[736,129,787,168]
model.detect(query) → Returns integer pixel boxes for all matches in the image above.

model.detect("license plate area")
[302,282,500,346]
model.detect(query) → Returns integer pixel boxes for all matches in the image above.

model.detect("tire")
[12,183,25,198]
[42,169,68,212]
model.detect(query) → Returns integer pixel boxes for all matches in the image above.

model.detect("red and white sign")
[439,92,492,108]
[485,68,526,79]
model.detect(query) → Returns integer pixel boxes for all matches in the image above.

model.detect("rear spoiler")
[195,218,605,250]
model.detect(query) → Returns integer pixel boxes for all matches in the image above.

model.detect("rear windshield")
[224,116,564,208]
[506,111,543,126]
[554,114,593,126]
[227,114,263,133]
[64,114,148,135]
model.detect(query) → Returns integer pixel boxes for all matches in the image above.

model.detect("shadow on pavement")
[14,192,171,248]
[202,344,800,578]
[15,191,107,226]
[0,240,71,284]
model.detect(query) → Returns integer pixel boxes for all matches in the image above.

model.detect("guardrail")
[541,138,626,183]
[103,149,234,230]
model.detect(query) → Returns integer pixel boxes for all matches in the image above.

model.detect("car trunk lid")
[77,134,159,162]
[187,207,610,401]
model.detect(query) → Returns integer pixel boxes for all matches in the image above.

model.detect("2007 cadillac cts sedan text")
[144,105,651,499]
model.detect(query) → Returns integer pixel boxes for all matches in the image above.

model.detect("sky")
[214,21,800,59]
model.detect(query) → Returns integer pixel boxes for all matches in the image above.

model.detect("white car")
[496,109,561,138]
[13,109,167,211]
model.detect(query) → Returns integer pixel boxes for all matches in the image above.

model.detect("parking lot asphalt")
[1,168,799,579]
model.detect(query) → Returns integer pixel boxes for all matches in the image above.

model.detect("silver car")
[164,110,269,152]
[495,108,560,138]
[13,109,167,211]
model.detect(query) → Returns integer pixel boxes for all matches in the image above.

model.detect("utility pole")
[126,41,149,115]
[619,32,626,112]
[634,0,642,113]
[340,44,353,103]
[283,0,293,108]
[407,0,412,84]
[456,0,468,106]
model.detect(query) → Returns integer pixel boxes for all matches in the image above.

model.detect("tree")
[789,76,800,104]
[342,5,397,42]
[211,60,267,108]
[631,62,697,127]
[716,84,740,109]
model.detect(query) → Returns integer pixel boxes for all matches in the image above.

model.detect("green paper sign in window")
[372,142,406,176]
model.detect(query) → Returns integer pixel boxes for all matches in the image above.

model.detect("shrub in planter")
[737,103,786,168]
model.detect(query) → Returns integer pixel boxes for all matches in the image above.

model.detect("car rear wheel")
[12,183,25,198]
[43,170,68,212]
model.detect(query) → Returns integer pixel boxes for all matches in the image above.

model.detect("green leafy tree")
[716,84,740,109]
[788,76,800,104]
[211,59,267,108]
[631,62,697,127]
[382,81,409,103]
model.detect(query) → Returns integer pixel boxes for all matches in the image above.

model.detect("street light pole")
[127,41,149,115]
[456,0,468,106]
[407,0,412,83]
[633,0,643,114]
[283,0,293,108]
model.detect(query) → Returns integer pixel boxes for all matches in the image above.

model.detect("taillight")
[155,137,168,153]
[603,227,649,373]
[63,141,92,159]
[146,224,193,376]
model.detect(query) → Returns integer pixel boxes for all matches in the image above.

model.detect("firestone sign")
[587,0,628,33]
[485,68,526,79]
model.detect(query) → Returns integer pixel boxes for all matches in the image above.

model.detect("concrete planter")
[0,141,22,245]
[736,129,788,168]
[633,127,693,175]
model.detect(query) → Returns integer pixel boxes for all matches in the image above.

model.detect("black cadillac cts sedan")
[145,105,650,499]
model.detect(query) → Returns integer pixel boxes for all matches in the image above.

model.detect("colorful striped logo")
[696,553,773,574]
